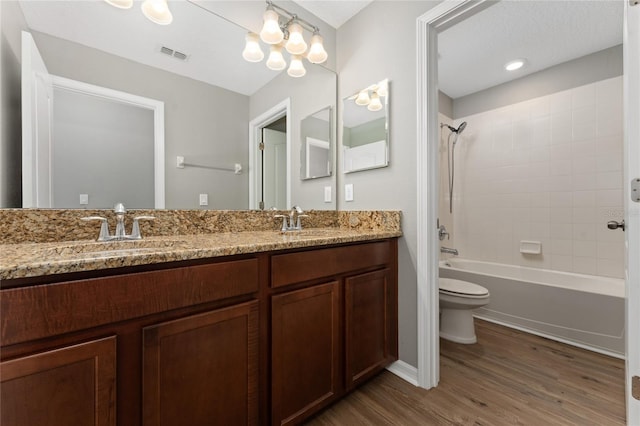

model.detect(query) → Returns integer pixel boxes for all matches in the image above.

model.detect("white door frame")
[416,0,492,389]
[49,75,166,209]
[248,98,291,210]
[624,1,640,422]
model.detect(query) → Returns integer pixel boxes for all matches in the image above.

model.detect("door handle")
[607,220,625,231]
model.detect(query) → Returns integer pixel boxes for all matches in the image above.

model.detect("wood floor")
[305,319,626,425]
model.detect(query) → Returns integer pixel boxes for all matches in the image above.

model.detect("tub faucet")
[440,246,459,255]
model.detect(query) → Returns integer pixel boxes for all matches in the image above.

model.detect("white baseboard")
[386,360,419,386]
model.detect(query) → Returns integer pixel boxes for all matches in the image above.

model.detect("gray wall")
[337,1,441,368]
[301,114,331,179]
[0,1,27,208]
[343,117,386,148]
[52,89,155,208]
[250,64,337,210]
[29,31,251,210]
[453,44,623,118]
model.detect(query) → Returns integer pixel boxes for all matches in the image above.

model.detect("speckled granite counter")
[0,210,401,280]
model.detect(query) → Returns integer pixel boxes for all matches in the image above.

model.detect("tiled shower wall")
[446,76,624,279]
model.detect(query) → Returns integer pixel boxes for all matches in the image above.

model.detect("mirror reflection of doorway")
[260,116,287,210]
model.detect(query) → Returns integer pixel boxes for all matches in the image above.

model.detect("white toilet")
[439,278,490,344]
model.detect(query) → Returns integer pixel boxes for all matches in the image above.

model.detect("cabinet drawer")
[1,258,259,346]
[271,241,390,288]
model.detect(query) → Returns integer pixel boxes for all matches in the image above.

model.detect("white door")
[262,128,287,210]
[624,2,640,423]
[21,31,53,207]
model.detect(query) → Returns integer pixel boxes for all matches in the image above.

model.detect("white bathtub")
[439,258,625,358]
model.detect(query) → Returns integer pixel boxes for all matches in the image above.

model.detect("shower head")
[442,122,467,134]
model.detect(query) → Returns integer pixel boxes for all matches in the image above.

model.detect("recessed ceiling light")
[505,59,526,71]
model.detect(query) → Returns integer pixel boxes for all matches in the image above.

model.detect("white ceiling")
[19,1,625,100]
[291,0,373,28]
[438,0,624,99]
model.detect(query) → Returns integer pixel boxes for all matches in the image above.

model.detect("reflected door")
[262,128,287,210]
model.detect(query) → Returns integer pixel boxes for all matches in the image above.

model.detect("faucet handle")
[81,216,110,241]
[274,214,288,232]
[130,216,155,240]
[295,214,309,230]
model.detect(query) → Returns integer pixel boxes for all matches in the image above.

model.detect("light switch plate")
[345,184,354,202]
[79,194,89,205]
[324,186,332,203]
[199,193,208,206]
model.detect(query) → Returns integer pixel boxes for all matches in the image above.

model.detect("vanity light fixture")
[141,0,173,25]
[367,91,382,112]
[355,89,371,106]
[105,0,133,9]
[243,0,328,77]
[105,0,172,25]
[505,58,526,71]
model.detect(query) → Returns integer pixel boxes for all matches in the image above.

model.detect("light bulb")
[355,90,370,106]
[141,0,172,25]
[260,8,284,44]
[105,0,133,9]
[266,44,286,70]
[505,59,525,71]
[287,55,306,78]
[367,92,383,111]
[307,33,327,64]
[285,22,307,55]
[242,33,264,62]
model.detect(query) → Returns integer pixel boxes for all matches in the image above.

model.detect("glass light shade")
[376,80,388,97]
[355,90,370,106]
[367,92,383,111]
[141,0,172,25]
[266,45,286,70]
[105,0,133,9]
[242,33,264,62]
[307,33,328,64]
[260,9,284,44]
[285,22,307,55]
[287,55,306,78]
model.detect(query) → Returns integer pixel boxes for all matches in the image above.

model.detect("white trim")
[386,360,419,387]
[248,98,291,209]
[416,0,493,390]
[49,75,165,208]
[624,1,640,423]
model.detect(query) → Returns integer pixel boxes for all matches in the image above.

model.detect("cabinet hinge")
[633,376,640,401]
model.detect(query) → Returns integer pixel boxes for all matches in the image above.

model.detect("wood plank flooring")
[305,319,626,425]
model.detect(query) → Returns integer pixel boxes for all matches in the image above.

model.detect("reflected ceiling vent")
[159,46,189,61]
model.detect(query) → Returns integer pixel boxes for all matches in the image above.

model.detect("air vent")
[159,46,189,61]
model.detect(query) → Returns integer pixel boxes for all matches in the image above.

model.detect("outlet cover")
[79,194,89,205]
[324,186,332,203]
[199,193,208,206]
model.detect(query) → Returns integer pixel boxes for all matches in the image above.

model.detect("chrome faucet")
[440,246,459,255]
[82,203,155,241]
[274,205,308,232]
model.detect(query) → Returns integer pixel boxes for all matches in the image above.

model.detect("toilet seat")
[439,278,489,298]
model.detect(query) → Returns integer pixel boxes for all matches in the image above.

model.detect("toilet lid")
[439,278,489,296]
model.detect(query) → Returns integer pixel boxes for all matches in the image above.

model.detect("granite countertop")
[0,228,402,280]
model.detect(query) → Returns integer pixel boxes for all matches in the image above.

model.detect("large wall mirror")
[300,106,332,180]
[342,79,389,174]
[9,0,337,210]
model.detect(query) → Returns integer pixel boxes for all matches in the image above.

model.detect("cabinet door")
[0,336,117,426]
[271,281,341,426]
[142,301,258,426]
[345,269,396,390]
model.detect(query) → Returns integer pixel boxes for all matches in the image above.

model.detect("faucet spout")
[440,246,459,255]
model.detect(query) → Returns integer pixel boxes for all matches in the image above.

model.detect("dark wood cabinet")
[143,300,259,426]
[0,336,117,426]
[345,268,397,390]
[271,281,341,426]
[1,238,398,425]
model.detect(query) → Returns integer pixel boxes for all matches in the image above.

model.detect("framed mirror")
[300,106,332,180]
[7,0,337,210]
[342,79,389,174]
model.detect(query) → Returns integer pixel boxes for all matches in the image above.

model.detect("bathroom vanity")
[0,227,399,426]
